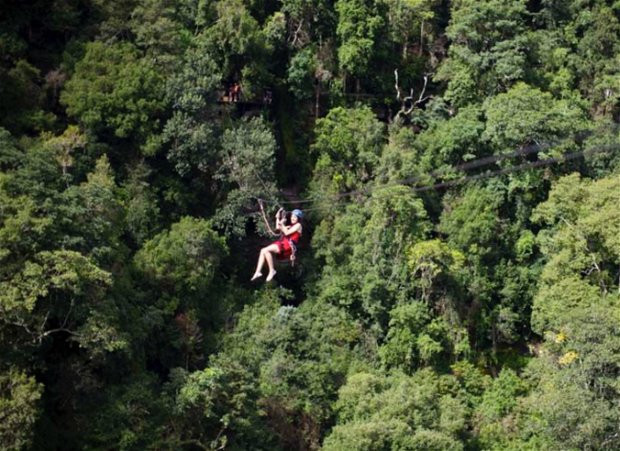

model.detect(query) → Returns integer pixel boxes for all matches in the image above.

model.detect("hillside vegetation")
[0,0,619,449]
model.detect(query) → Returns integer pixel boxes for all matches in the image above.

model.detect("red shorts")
[273,237,295,259]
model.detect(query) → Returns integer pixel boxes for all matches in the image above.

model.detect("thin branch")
[416,75,430,105]
[394,71,432,118]
[290,19,304,47]
[61,301,74,329]
[213,425,228,450]
[38,310,50,336]
[394,69,402,102]
[38,328,78,341]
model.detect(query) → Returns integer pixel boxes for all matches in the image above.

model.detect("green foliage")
[324,369,467,450]
[414,105,486,172]
[0,249,111,316]
[0,128,21,169]
[482,82,589,154]
[313,186,430,330]
[122,163,161,245]
[436,0,530,105]
[385,0,437,57]
[2,0,620,448]
[336,0,386,78]
[379,302,452,371]
[214,117,278,236]
[439,185,504,261]
[0,189,53,269]
[287,47,317,101]
[61,155,126,264]
[310,106,384,205]
[161,42,222,174]
[408,239,465,301]
[82,374,170,450]
[135,217,227,305]
[0,60,55,134]
[129,0,193,65]
[202,0,274,92]
[476,172,620,450]
[531,173,620,333]
[524,303,620,450]
[168,291,362,449]
[61,41,165,150]
[0,368,43,451]
[474,369,527,446]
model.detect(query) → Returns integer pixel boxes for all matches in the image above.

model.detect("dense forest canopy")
[0,0,619,449]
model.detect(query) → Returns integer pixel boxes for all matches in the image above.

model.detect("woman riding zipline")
[251,208,303,282]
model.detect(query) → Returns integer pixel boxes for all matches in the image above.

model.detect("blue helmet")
[292,209,304,219]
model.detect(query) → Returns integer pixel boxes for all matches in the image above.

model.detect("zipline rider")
[251,209,303,282]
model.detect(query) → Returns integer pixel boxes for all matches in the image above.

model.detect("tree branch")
[394,69,402,102]
[394,71,432,118]
[290,19,304,48]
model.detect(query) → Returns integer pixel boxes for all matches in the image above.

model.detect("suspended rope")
[257,198,280,237]
[260,125,618,207]
[288,143,617,213]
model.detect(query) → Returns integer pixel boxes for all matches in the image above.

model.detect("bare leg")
[265,244,280,281]
[265,251,276,281]
[252,249,267,280]
[252,244,280,281]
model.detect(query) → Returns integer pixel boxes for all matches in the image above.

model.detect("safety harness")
[257,199,298,266]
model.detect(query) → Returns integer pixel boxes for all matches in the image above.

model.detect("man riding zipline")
[251,208,303,282]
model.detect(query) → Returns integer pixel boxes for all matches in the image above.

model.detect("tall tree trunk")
[419,21,424,56]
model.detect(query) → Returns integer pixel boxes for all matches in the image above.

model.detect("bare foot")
[251,272,262,281]
[266,270,277,282]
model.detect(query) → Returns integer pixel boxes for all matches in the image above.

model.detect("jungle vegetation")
[0,0,619,450]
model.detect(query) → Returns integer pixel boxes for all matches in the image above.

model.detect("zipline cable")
[295,143,617,213]
[260,125,618,208]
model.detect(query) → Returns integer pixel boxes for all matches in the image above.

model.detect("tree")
[121,163,161,246]
[436,0,530,106]
[482,83,589,156]
[323,369,467,450]
[59,155,126,266]
[530,173,620,334]
[0,368,43,451]
[287,47,318,101]
[379,301,458,371]
[385,0,438,59]
[129,0,193,67]
[280,0,335,49]
[61,41,165,152]
[335,0,387,83]
[309,106,384,208]
[169,290,361,450]
[313,185,430,330]
[0,249,116,352]
[160,40,222,176]
[413,105,486,174]
[474,368,528,449]
[42,125,87,182]
[213,117,279,237]
[479,172,620,450]
[0,60,55,134]
[134,217,227,310]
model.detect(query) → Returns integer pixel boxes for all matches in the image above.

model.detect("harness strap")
[288,238,297,266]
[258,199,298,267]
